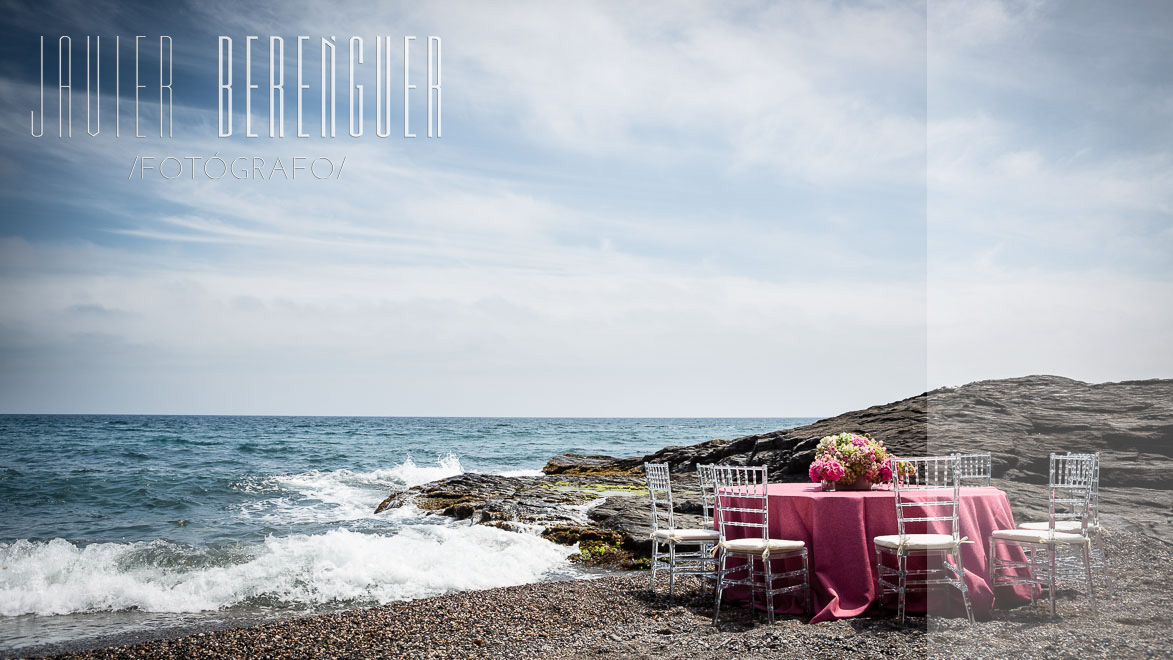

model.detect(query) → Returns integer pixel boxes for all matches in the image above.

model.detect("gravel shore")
[16,530,1169,660]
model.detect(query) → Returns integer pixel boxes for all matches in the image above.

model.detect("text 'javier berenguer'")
[29,35,442,139]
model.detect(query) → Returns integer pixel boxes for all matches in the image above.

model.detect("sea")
[0,415,811,654]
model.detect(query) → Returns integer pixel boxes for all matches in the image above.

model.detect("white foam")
[493,468,545,477]
[237,454,465,524]
[383,452,464,488]
[0,524,573,617]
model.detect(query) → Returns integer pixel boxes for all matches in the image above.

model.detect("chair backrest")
[696,464,717,528]
[1048,453,1095,535]
[1087,452,1101,528]
[891,455,961,541]
[711,465,769,542]
[955,452,992,486]
[644,462,674,533]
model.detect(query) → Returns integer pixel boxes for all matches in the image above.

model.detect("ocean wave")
[233,454,465,524]
[0,525,573,617]
[380,452,465,487]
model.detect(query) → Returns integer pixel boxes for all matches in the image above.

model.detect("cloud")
[0,236,926,415]
[182,0,929,186]
[2,0,1168,415]
[927,0,1173,386]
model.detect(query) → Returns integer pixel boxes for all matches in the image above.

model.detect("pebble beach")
[15,530,1169,660]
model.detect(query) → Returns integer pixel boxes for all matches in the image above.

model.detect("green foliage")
[578,542,616,560]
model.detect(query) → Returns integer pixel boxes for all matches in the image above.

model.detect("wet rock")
[586,483,713,558]
[542,453,640,476]
[377,472,646,537]
[541,525,593,546]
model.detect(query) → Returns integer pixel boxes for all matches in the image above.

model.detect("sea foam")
[236,453,466,524]
[0,524,572,617]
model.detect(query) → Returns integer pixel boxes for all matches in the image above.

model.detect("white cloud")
[3,0,1168,416]
[927,0,1173,387]
[188,0,929,186]
[0,236,925,415]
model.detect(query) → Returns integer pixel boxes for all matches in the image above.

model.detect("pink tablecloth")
[720,483,1031,623]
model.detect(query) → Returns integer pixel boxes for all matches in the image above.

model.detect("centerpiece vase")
[838,474,872,491]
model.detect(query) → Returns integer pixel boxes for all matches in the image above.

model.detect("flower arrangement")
[808,432,894,490]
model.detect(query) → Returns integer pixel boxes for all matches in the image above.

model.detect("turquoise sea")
[0,415,811,653]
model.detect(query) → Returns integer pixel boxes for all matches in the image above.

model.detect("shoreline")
[2,612,284,660]
[12,531,1171,660]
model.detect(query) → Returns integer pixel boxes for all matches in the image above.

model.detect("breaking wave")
[234,453,466,524]
[0,524,573,617]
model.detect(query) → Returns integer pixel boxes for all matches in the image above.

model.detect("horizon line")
[0,412,827,420]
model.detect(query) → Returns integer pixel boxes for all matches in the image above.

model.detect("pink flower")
[809,457,846,483]
[811,432,889,486]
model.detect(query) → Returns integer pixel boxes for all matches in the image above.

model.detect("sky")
[0,0,1168,416]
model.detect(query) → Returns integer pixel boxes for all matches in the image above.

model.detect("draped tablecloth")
[718,482,1032,623]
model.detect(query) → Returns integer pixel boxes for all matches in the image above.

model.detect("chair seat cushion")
[991,528,1089,544]
[873,533,957,550]
[721,537,804,555]
[654,528,721,542]
[1018,521,1098,533]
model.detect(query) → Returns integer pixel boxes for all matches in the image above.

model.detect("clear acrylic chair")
[697,464,717,528]
[711,465,810,624]
[696,464,721,585]
[1018,452,1110,588]
[990,453,1097,617]
[645,462,719,599]
[955,452,992,486]
[874,455,974,624]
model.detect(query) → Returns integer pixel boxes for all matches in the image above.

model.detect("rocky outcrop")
[541,454,641,476]
[378,376,1173,561]
[547,376,1173,489]
[926,376,1172,489]
[544,394,929,481]
[374,472,658,567]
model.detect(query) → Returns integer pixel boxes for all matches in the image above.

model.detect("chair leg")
[1055,548,1065,618]
[748,555,757,617]
[669,541,676,601]
[1083,543,1097,616]
[1026,544,1038,607]
[987,538,998,598]
[709,544,720,600]
[897,551,907,626]
[1095,532,1113,590]
[764,555,775,624]
[650,540,659,594]
[803,550,812,616]
[954,548,975,624]
[713,551,727,625]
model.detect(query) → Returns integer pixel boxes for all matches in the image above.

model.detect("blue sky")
[0,1,1168,415]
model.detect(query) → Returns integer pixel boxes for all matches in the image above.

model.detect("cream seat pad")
[654,528,721,542]
[873,533,957,550]
[1017,521,1098,534]
[721,538,804,555]
[991,529,1089,544]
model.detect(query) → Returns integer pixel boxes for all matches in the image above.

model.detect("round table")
[720,482,1032,623]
